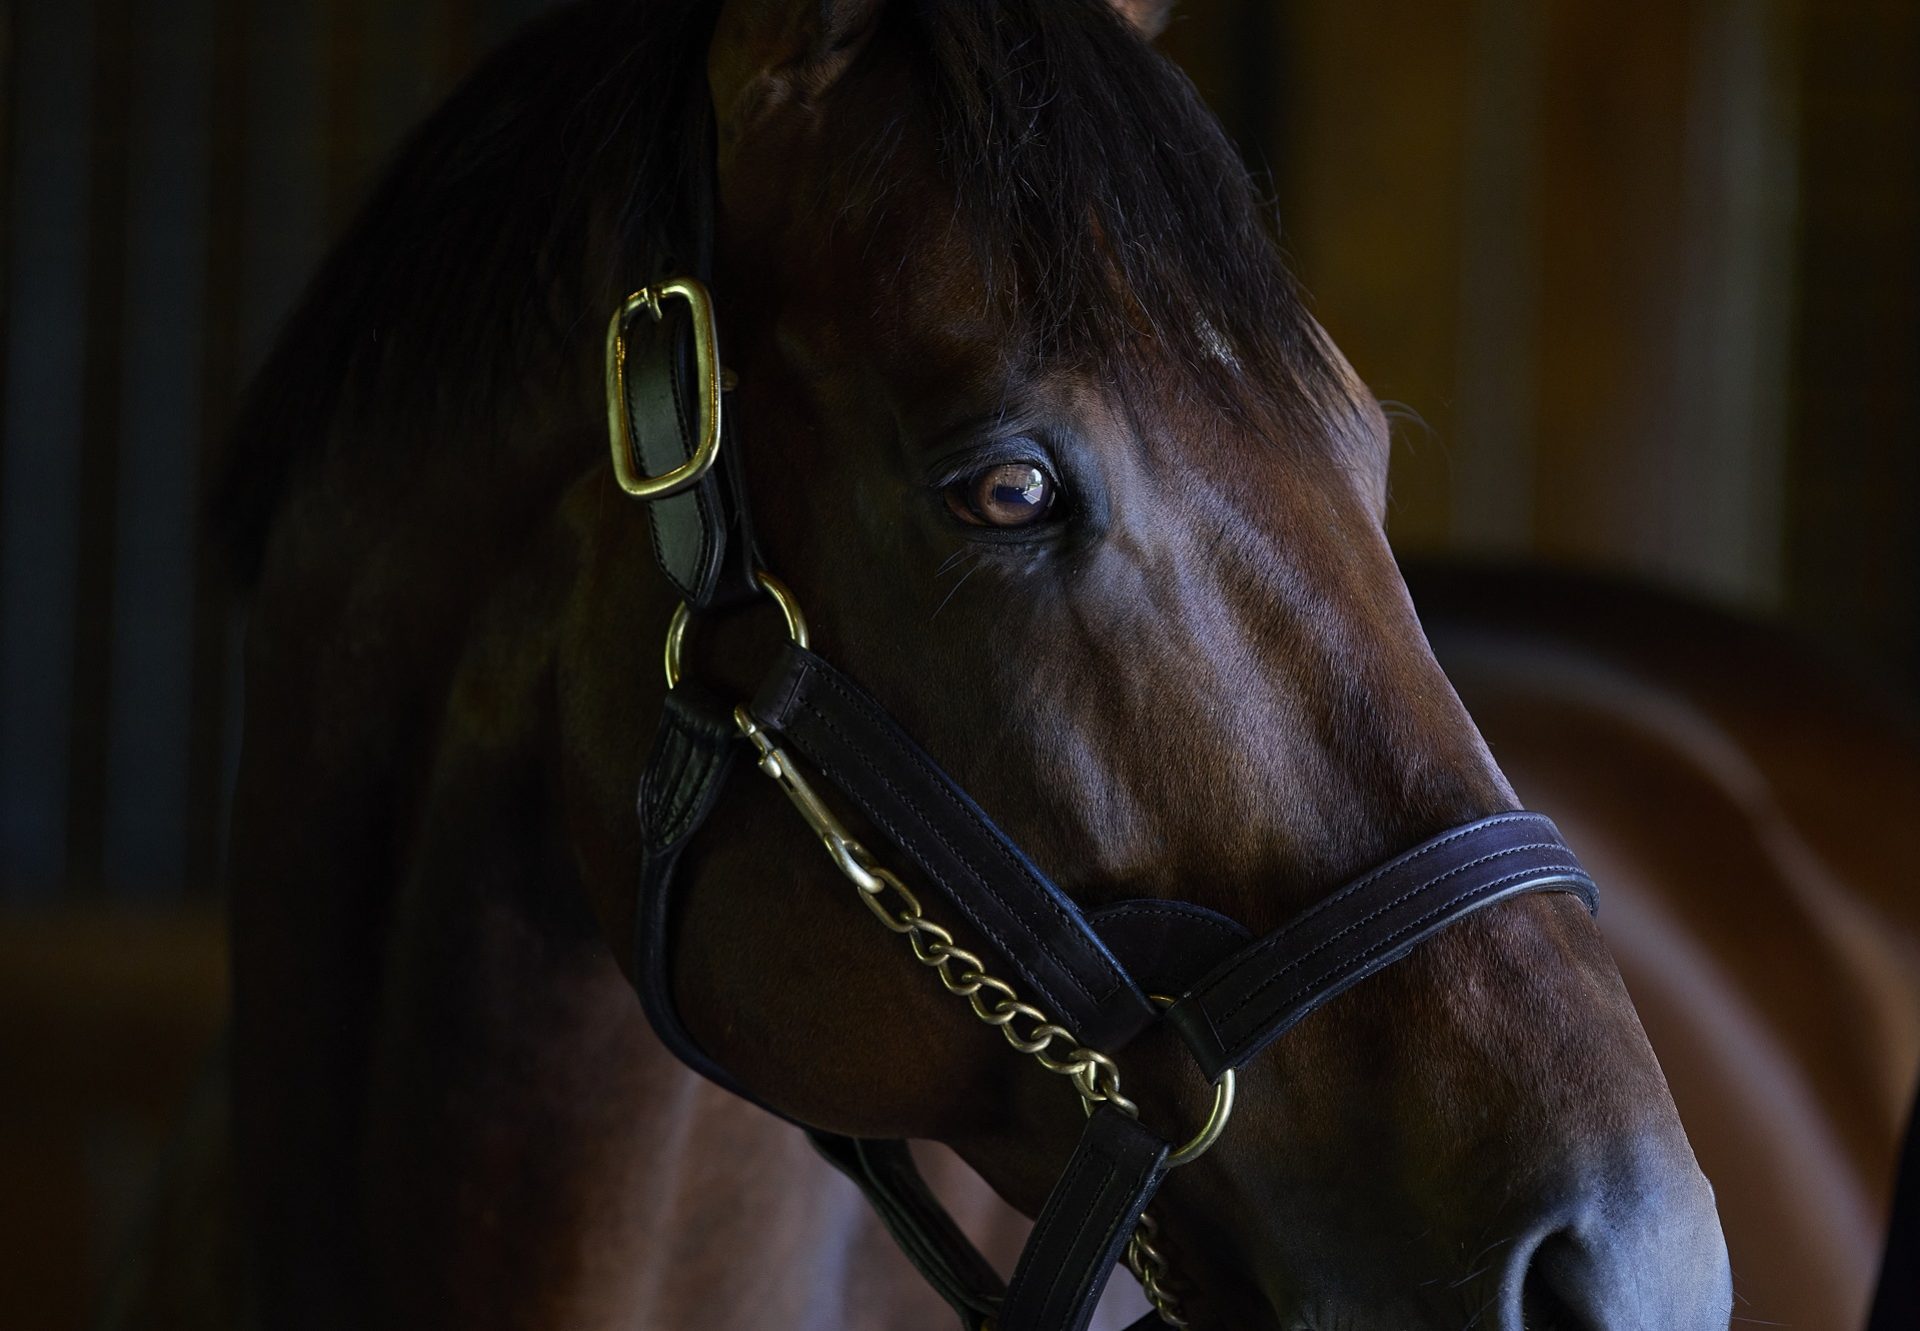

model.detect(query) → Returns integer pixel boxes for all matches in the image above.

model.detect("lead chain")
[1124,1212,1190,1326]
[845,842,1139,1116]
[735,708,1186,1325]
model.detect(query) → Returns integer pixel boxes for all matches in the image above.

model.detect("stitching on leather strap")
[789,698,1080,1021]
[757,653,809,728]
[640,730,688,846]
[1210,840,1567,1027]
[1219,865,1590,1049]
[662,334,718,601]
[789,653,1128,1009]
[1027,1127,1159,1328]
[795,654,1129,1001]
[1096,901,1251,939]
[1017,1143,1101,1323]
[1230,868,1591,1048]
[1210,814,1549,979]
[654,743,718,848]
[647,709,732,848]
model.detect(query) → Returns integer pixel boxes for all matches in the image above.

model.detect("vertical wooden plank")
[62,0,138,897]
[0,5,15,607]
[102,0,215,900]
[187,0,326,898]
[1786,0,1920,687]
[322,0,368,234]
[1277,0,1476,552]
[1661,0,1798,609]
[1449,0,1546,555]
[1526,0,1799,609]
[1526,0,1695,580]
[237,0,323,358]
[184,0,250,899]
[0,1,94,902]
[1272,1,1802,620]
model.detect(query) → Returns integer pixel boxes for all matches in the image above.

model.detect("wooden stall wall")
[0,0,554,909]
[0,3,550,1325]
[1171,0,1917,689]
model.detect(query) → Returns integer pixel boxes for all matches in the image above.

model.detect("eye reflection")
[946,462,1058,529]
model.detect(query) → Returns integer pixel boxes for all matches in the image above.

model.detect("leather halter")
[611,268,1599,1329]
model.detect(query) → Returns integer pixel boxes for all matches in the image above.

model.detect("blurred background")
[1,0,1914,1326]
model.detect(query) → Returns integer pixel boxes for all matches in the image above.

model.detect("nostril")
[1509,1182,1731,1331]
[1520,1234,1593,1331]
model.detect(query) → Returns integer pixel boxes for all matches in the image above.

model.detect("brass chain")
[733,706,1187,1324]
[1124,1212,1190,1326]
[845,839,1140,1115]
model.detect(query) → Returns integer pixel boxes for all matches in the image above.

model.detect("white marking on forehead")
[1195,314,1242,371]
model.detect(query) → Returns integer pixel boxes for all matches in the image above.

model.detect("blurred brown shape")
[0,910,229,1331]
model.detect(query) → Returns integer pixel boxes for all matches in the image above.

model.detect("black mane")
[217,0,1359,585]
[216,0,711,582]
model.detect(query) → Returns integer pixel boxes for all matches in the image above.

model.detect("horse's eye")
[946,462,1058,529]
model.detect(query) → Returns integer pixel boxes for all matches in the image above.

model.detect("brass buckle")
[605,277,724,500]
[663,570,810,690]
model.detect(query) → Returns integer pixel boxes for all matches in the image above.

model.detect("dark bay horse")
[214,2,1738,1327]
[1415,567,1920,1331]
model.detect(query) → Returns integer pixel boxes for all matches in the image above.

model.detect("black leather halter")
[610,261,1598,1330]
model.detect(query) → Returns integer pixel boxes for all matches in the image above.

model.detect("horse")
[1413,566,1920,1331]
[211,1,1742,1327]
[108,573,1920,1331]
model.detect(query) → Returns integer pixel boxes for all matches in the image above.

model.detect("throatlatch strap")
[806,1133,1006,1328]
[750,643,1158,1051]
[996,1108,1170,1331]
[621,110,761,610]
[1166,813,1598,1082]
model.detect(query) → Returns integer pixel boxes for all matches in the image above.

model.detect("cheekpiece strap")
[613,111,761,610]
[616,290,762,610]
[749,642,1159,1052]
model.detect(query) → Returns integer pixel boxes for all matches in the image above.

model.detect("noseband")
[608,276,1598,1331]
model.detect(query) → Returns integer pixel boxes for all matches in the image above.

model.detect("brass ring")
[1163,1067,1235,1169]
[1080,995,1237,1169]
[1147,991,1235,1168]
[663,570,810,689]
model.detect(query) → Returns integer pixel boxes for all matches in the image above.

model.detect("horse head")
[544,1,1731,1326]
